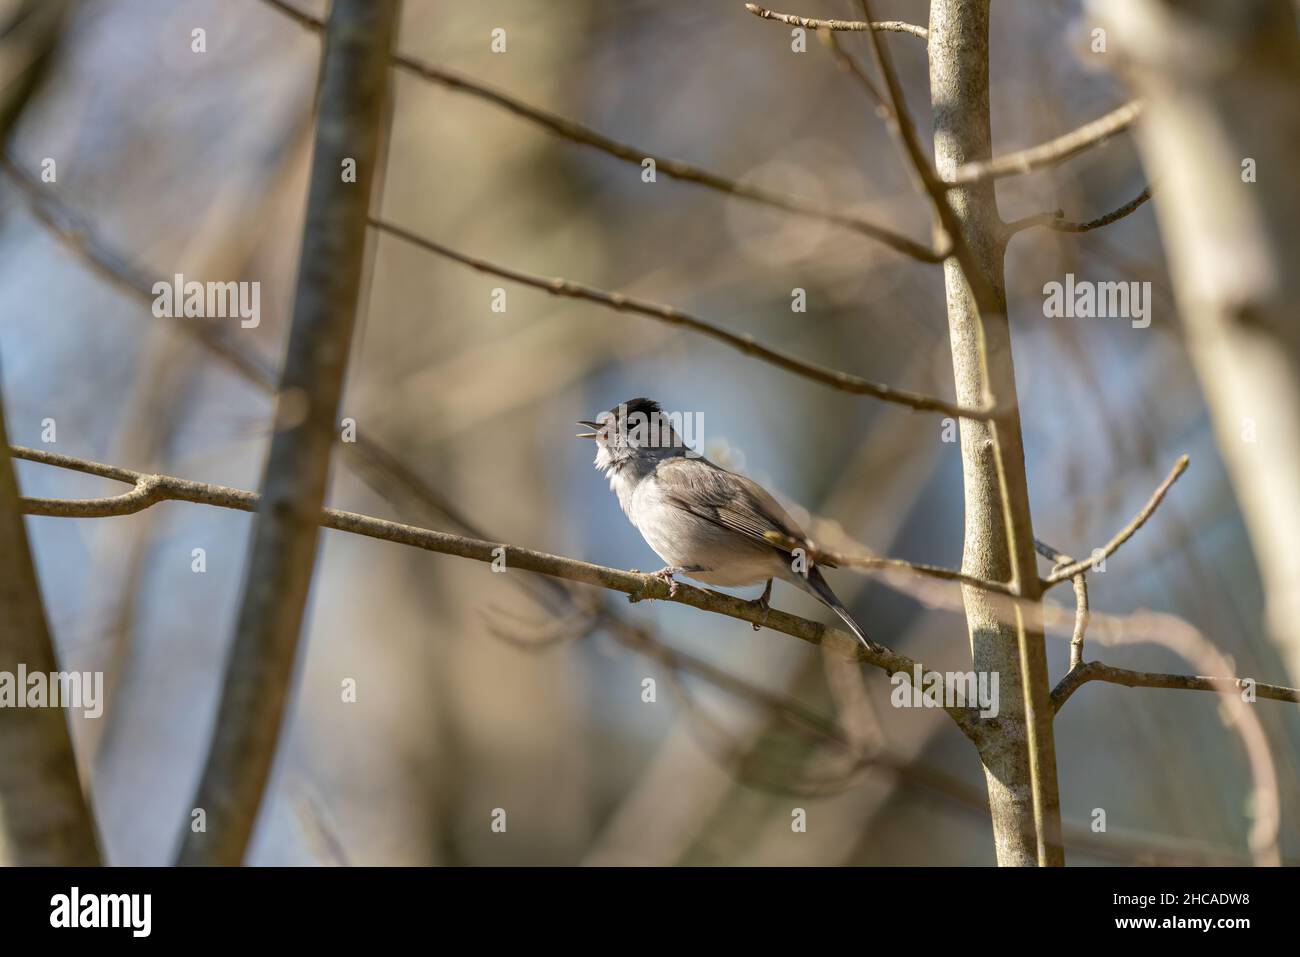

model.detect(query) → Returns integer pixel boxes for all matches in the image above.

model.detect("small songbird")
[578,397,871,648]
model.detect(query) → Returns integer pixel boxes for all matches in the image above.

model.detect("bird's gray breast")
[628,461,782,586]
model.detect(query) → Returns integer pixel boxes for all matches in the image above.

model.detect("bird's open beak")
[576,420,600,439]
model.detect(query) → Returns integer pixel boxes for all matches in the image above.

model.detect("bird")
[577,397,871,649]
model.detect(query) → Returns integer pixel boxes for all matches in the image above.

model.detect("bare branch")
[763,531,1018,597]
[821,32,890,117]
[1065,574,1090,670]
[1034,540,1090,670]
[371,217,995,419]
[23,473,164,518]
[1006,186,1152,236]
[951,100,1143,187]
[947,100,1143,186]
[1053,661,1299,711]
[258,0,941,262]
[11,444,989,741]
[1044,455,1189,586]
[177,0,400,866]
[743,3,928,39]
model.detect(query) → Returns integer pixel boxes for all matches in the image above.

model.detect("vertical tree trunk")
[1095,0,1300,689]
[177,0,400,865]
[928,0,1063,865]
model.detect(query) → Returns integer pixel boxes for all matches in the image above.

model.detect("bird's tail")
[796,565,872,650]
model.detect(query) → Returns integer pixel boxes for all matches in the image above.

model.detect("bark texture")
[177,0,399,865]
[929,0,1062,865]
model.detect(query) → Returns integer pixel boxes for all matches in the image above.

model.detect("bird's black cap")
[609,397,661,419]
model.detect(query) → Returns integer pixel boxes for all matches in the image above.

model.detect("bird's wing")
[653,457,832,564]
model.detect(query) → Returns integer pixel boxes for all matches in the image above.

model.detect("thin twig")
[1006,186,1152,237]
[257,0,942,262]
[1034,539,1089,670]
[948,100,1144,186]
[1066,573,1090,670]
[821,31,889,114]
[1053,661,1300,711]
[1044,455,1189,586]
[743,3,928,39]
[370,217,994,420]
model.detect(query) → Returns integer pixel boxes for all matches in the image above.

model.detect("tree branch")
[948,100,1144,186]
[1034,540,1090,670]
[763,531,1018,597]
[743,3,928,39]
[371,217,994,419]
[177,0,400,866]
[1006,185,1152,236]
[258,0,941,262]
[1043,455,1188,586]
[11,444,989,741]
[1053,661,1300,711]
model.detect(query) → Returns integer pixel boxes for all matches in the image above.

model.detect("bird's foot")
[629,566,681,603]
[750,578,773,631]
[652,566,681,598]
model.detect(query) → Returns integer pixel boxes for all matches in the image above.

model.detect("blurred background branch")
[1092,0,1300,708]
[0,0,99,866]
[177,0,400,865]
